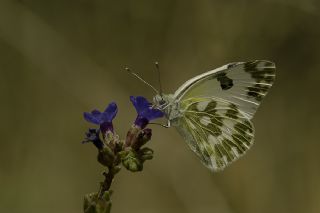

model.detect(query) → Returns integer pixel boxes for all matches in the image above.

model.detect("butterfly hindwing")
[174,97,254,171]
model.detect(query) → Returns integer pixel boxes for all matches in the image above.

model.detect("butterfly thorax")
[153,94,182,124]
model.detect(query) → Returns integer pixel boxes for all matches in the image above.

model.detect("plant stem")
[98,168,115,199]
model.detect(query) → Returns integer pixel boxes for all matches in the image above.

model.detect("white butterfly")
[128,60,276,171]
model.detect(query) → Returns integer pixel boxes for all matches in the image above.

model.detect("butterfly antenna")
[155,62,163,96]
[125,67,159,94]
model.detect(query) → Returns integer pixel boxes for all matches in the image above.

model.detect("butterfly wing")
[170,60,275,171]
[174,60,276,119]
[174,97,254,171]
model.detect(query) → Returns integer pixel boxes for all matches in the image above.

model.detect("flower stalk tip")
[82,96,161,212]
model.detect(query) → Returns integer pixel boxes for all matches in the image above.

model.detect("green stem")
[98,169,114,199]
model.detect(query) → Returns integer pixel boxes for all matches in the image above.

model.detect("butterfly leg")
[149,120,171,128]
[164,120,171,128]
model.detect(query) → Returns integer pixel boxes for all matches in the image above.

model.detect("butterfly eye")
[158,97,167,106]
[159,99,166,105]
[153,95,167,111]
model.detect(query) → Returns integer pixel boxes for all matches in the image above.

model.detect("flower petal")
[91,109,101,116]
[101,102,118,122]
[130,96,150,114]
[130,96,164,128]
[134,116,149,129]
[100,122,114,133]
[140,107,164,121]
[83,112,102,125]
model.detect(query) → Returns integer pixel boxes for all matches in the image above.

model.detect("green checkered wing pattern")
[171,60,275,171]
[175,97,254,171]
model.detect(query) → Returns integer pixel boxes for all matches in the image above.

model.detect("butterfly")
[128,60,276,171]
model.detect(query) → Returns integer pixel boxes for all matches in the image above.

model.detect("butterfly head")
[153,93,177,115]
[153,93,175,108]
[153,94,167,109]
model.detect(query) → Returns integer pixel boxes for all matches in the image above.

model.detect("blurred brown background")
[1,0,320,213]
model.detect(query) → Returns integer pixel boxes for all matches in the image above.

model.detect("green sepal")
[97,146,115,167]
[119,147,154,172]
[138,147,154,161]
[119,148,143,172]
[84,191,112,213]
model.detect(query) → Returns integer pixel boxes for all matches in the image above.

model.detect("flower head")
[130,96,164,129]
[84,102,118,134]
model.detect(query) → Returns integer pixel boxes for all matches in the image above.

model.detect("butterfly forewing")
[174,97,254,171]
[176,60,276,119]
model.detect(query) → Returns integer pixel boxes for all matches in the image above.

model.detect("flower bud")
[84,191,112,213]
[125,125,140,147]
[131,128,152,150]
[83,129,104,150]
[138,147,154,161]
[119,148,143,172]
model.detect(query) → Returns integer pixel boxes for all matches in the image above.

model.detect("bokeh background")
[1,0,320,212]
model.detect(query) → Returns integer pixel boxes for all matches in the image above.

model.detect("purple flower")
[83,102,118,134]
[130,96,164,129]
[82,128,104,150]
